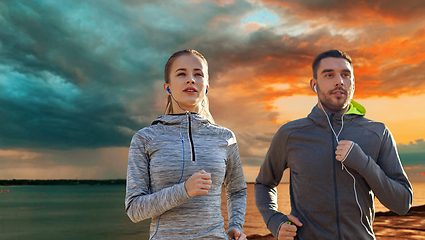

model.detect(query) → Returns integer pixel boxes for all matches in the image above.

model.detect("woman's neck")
[171,102,201,114]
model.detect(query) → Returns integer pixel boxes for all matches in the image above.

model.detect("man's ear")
[310,78,317,93]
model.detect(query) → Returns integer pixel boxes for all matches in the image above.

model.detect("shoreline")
[0,179,126,186]
[0,180,270,186]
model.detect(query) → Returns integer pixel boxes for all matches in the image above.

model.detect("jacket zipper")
[187,114,195,161]
[330,114,342,239]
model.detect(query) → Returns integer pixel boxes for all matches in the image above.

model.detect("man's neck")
[317,101,350,115]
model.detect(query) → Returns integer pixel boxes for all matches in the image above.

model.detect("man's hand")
[228,228,247,240]
[278,214,302,240]
[184,170,212,197]
[335,140,354,162]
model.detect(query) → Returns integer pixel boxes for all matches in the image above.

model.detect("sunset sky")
[1,0,424,182]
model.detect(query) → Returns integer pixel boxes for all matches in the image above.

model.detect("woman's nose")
[186,75,195,84]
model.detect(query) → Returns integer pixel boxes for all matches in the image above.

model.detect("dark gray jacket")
[126,113,247,239]
[255,102,412,240]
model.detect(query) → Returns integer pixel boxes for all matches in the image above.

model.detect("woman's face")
[164,54,209,113]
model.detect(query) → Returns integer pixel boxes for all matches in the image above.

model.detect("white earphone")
[314,85,317,93]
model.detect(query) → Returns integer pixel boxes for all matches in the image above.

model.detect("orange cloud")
[0,149,42,160]
[212,0,235,7]
[259,0,425,27]
[243,22,264,33]
[210,16,233,27]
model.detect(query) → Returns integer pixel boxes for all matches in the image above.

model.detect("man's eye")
[325,74,333,77]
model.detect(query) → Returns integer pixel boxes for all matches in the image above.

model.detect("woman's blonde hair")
[164,49,214,123]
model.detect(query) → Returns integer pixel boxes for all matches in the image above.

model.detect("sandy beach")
[246,205,425,239]
[372,205,425,239]
[222,183,425,240]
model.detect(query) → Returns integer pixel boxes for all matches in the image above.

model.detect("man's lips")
[331,89,347,97]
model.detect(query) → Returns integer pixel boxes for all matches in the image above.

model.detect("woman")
[125,49,247,240]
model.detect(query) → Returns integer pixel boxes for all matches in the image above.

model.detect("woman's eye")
[195,73,203,77]
[177,73,186,76]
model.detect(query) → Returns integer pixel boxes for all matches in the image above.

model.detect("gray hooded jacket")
[255,101,413,240]
[126,113,247,239]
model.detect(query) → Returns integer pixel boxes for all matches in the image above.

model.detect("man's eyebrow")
[321,69,334,74]
[321,69,351,74]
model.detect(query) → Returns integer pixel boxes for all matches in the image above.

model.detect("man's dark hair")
[312,50,352,79]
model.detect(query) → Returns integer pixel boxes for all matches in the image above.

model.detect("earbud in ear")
[166,86,171,94]
[205,89,208,95]
[314,85,317,93]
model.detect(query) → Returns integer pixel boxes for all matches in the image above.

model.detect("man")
[255,50,413,239]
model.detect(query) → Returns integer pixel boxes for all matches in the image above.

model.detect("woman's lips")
[183,87,198,93]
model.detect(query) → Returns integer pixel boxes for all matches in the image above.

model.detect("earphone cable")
[318,100,375,239]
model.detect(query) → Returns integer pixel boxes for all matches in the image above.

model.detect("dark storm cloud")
[0,0,164,149]
[0,0,256,149]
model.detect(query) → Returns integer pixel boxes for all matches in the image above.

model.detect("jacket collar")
[308,100,366,128]
[151,113,211,126]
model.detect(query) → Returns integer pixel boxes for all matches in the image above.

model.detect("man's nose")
[335,75,344,86]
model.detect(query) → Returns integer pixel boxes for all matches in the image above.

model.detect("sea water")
[0,185,150,240]
[0,183,423,239]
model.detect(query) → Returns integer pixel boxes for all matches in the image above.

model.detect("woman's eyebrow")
[175,68,186,72]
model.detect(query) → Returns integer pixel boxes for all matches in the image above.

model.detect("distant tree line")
[0,179,126,186]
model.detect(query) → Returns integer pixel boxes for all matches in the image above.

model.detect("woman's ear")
[164,83,171,95]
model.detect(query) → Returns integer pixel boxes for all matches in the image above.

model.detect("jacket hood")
[151,113,211,126]
[346,100,366,116]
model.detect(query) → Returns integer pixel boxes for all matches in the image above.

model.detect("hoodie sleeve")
[223,132,247,234]
[342,126,413,215]
[255,127,290,239]
[125,132,191,223]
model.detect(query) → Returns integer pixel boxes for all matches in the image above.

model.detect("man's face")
[313,57,355,114]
